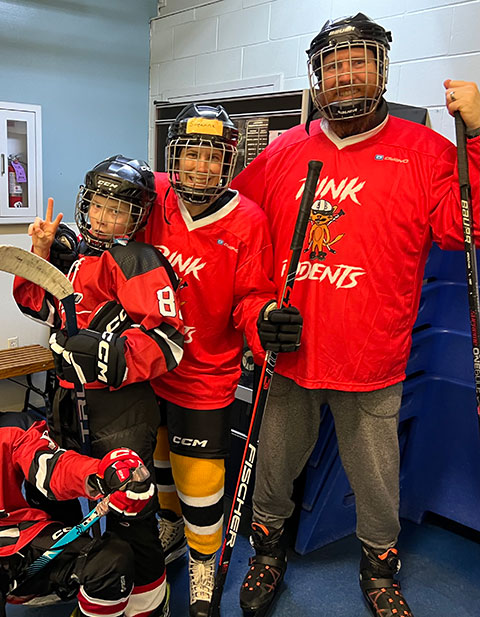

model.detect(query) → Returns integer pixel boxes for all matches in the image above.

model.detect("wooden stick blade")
[0,244,74,301]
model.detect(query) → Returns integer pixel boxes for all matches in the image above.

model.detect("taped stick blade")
[0,245,74,301]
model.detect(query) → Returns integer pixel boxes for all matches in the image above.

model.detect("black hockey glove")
[49,223,79,274]
[88,300,134,335]
[49,329,127,388]
[257,301,303,353]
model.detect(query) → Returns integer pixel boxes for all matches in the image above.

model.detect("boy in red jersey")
[140,104,302,617]
[13,155,185,617]
[231,13,480,617]
[0,410,154,617]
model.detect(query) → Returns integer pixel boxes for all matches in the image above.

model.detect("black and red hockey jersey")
[138,174,276,409]
[13,242,184,389]
[0,412,98,557]
[232,115,480,391]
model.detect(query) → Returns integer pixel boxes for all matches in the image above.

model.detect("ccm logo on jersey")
[172,435,208,448]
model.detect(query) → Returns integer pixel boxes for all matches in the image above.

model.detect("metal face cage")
[167,136,238,205]
[75,188,147,251]
[308,40,389,121]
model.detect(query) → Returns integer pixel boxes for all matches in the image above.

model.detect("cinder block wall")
[150,0,480,150]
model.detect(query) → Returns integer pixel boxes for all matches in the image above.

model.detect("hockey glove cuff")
[257,301,303,353]
[88,300,134,334]
[49,329,127,388]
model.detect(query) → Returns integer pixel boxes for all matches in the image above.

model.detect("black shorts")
[159,399,233,459]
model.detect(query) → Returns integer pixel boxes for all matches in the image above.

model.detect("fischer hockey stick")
[0,242,92,452]
[208,159,324,617]
[455,111,480,432]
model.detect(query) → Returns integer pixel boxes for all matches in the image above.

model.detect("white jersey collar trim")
[178,190,240,231]
[320,115,389,150]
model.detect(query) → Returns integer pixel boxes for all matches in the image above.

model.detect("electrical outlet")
[7,337,19,349]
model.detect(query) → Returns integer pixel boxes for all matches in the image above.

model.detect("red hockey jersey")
[13,242,184,389]
[0,412,98,557]
[232,115,480,391]
[139,174,276,409]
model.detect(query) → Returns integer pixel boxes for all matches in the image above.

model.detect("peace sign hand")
[29,198,64,259]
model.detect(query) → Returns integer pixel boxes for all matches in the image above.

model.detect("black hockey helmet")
[75,155,156,251]
[166,103,239,205]
[306,13,392,120]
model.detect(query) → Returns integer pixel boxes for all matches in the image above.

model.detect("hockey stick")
[208,159,324,617]
[0,243,91,452]
[12,495,109,587]
[0,243,101,536]
[455,111,480,432]
[9,463,149,590]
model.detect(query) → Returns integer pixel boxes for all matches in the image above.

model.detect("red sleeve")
[114,260,184,385]
[429,135,480,249]
[231,209,276,363]
[13,272,61,329]
[13,421,99,501]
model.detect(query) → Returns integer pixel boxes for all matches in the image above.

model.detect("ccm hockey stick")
[208,159,324,617]
[455,111,480,432]
[0,242,92,452]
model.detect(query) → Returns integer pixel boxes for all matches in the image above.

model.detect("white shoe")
[188,552,216,617]
[159,516,187,565]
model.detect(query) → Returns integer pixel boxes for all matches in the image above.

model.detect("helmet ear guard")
[75,155,156,251]
[306,13,392,121]
[166,104,239,205]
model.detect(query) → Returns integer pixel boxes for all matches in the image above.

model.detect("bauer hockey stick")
[455,111,480,432]
[0,241,92,453]
[208,159,324,617]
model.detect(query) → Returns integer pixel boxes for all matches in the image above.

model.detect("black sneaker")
[159,515,187,565]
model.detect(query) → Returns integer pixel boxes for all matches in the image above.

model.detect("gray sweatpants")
[252,374,403,550]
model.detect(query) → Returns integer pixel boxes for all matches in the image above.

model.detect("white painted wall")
[150,0,480,148]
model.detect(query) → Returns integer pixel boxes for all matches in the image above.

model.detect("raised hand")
[29,197,64,259]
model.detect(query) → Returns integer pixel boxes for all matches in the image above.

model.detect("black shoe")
[360,543,414,617]
[239,523,287,617]
[159,515,187,565]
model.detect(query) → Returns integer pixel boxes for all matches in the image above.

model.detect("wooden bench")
[0,345,56,415]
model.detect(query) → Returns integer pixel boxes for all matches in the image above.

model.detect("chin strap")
[305,106,322,136]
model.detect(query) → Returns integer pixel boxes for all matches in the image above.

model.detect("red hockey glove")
[257,301,303,353]
[49,328,127,387]
[88,448,154,517]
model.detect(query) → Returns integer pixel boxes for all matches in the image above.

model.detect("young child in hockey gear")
[0,410,160,617]
[138,103,301,617]
[232,13,480,617]
[13,155,184,617]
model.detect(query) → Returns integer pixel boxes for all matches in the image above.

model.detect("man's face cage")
[75,187,149,251]
[308,40,388,121]
[167,136,238,205]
